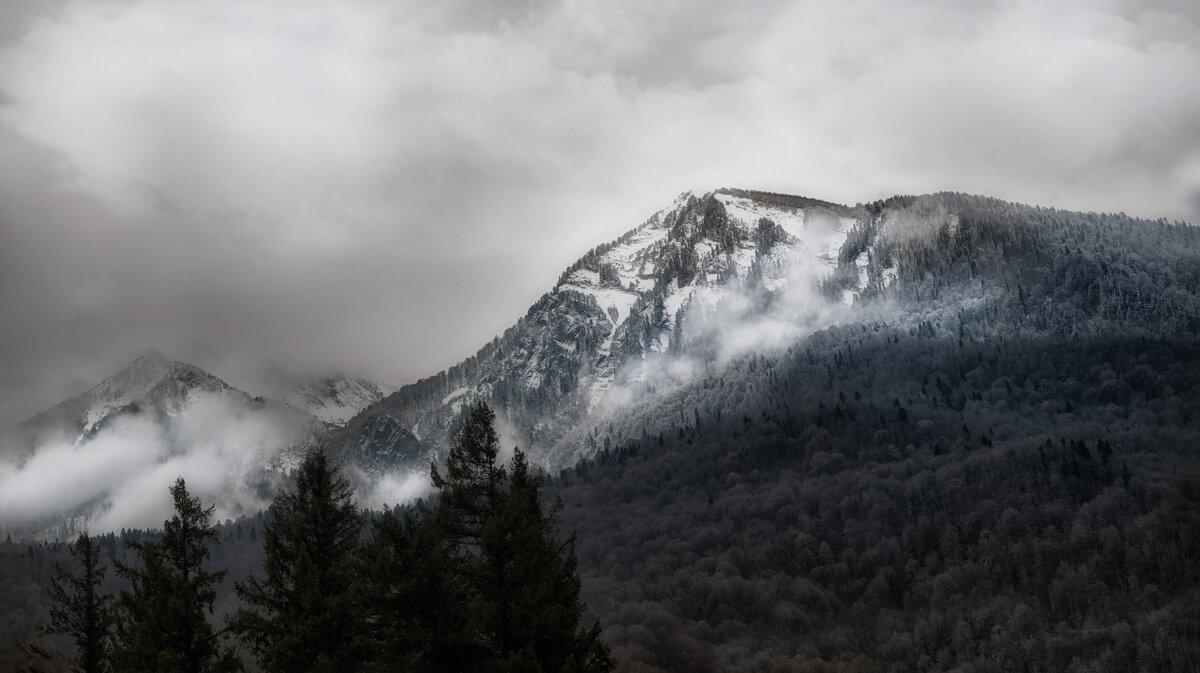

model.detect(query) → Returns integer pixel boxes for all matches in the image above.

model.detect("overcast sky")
[1,0,1198,428]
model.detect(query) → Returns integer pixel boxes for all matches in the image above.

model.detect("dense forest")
[551,331,1200,672]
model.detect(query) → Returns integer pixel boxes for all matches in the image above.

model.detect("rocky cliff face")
[332,189,874,473]
[334,189,1200,475]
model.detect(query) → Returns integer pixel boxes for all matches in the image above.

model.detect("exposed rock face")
[334,189,1200,475]
[332,189,863,473]
[4,351,242,457]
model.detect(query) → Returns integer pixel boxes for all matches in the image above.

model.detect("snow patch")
[441,386,469,407]
[855,251,870,289]
[882,264,898,288]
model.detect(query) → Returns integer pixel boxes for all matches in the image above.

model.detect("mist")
[538,202,885,472]
[0,391,430,539]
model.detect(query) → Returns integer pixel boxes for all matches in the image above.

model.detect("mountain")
[331,189,1200,475]
[6,187,1199,528]
[264,372,395,427]
[4,188,1200,671]
[5,351,236,456]
[332,190,854,472]
[0,352,325,540]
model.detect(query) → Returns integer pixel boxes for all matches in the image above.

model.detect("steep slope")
[332,190,864,473]
[334,189,1200,475]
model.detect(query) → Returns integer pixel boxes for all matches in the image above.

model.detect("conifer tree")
[230,448,363,673]
[431,402,614,672]
[41,532,114,673]
[111,478,228,673]
[358,505,470,672]
[431,402,506,544]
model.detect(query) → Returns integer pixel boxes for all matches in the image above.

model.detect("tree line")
[27,403,612,673]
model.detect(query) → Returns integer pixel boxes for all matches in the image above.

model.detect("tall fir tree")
[431,402,614,672]
[431,402,506,545]
[230,448,363,673]
[40,532,114,673]
[358,505,472,672]
[486,449,612,672]
[111,478,228,673]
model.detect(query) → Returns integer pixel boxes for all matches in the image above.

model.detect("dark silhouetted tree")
[431,402,614,672]
[230,449,363,673]
[111,478,228,673]
[40,532,114,673]
[359,505,470,672]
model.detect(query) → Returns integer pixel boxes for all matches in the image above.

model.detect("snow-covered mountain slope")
[333,188,1200,475]
[331,189,876,473]
[272,374,395,427]
[1,351,330,539]
[4,352,225,455]
[2,351,322,462]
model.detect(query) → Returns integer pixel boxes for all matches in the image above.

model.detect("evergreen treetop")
[42,532,114,673]
[111,478,227,673]
[231,448,364,673]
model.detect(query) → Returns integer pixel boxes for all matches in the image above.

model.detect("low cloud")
[0,392,428,538]
[358,470,434,512]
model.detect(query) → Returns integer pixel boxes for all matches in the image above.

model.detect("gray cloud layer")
[1,0,1198,427]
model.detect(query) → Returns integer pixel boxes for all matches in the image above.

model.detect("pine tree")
[358,505,471,672]
[483,449,613,672]
[431,402,506,545]
[111,478,228,673]
[230,448,363,673]
[431,402,614,672]
[41,532,114,673]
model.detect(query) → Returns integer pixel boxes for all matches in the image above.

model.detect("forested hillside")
[550,330,1200,672]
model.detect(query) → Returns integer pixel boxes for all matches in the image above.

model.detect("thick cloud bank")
[0,0,1197,430]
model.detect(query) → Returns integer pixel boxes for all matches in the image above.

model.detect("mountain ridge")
[330,188,1200,475]
[3,351,239,457]
[5,186,1199,539]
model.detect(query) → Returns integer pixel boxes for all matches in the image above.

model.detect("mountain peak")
[106,351,176,392]
[129,350,172,370]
